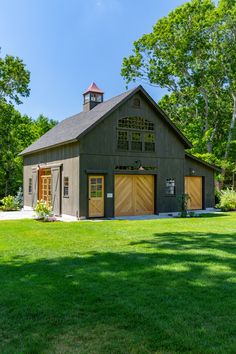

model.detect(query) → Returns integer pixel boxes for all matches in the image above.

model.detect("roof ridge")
[58,86,138,122]
[19,86,138,155]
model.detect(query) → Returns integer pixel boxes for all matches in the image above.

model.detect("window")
[84,93,90,103]
[131,132,142,151]
[28,178,32,194]
[144,133,155,152]
[133,98,141,108]
[118,116,154,131]
[117,116,156,152]
[90,177,103,198]
[63,177,69,197]
[117,131,129,150]
[166,179,176,195]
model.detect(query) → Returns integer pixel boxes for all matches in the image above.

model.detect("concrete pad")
[0,208,222,222]
[0,210,35,220]
[113,208,222,221]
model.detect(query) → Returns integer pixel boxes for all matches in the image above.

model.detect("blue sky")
[0,0,188,121]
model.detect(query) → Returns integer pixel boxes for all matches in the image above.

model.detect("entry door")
[115,175,154,216]
[39,169,52,205]
[41,175,52,205]
[185,176,202,210]
[88,176,104,217]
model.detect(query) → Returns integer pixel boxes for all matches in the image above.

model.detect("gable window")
[28,178,32,194]
[117,116,155,152]
[63,177,69,197]
[133,98,141,108]
[131,132,142,151]
[117,131,129,150]
[118,116,154,131]
[166,179,176,195]
[144,133,155,152]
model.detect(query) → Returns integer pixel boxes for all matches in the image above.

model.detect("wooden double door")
[115,174,154,216]
[185,176,203,210]
[37,167,61,215]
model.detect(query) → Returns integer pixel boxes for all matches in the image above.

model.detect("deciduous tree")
[121,0,236,185]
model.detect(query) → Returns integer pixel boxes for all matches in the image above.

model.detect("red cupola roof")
[83,82,104,95]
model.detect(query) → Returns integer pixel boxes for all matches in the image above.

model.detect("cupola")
[83,82,104,112]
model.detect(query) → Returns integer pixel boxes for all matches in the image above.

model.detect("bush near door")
[217,188,236,211]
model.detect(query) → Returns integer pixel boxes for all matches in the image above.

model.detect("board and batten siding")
[23,142,80,216]
[78,92,186,217]
[184,156,215,208]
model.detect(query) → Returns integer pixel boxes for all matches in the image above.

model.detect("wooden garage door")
[185,176,202,210]
[115,175,154,216]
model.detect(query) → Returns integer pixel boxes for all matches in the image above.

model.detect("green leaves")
[0,49,57,197]
[0,101,57,197]
[0,50,30,105]
[121,0,236,182]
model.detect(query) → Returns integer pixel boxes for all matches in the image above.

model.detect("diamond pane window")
[118,116,154,131]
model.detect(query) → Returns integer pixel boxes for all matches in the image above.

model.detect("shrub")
[35,200,53,221]
[217,188,236,211]
[14,187,23,209]
[0,195,19,211]
[177,193,190,218]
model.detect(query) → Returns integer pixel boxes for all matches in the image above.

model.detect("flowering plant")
[35,200,53,221]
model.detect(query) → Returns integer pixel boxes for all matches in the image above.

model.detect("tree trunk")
[200,88,212,153]
[224,92,236,160]
[221,92,236,185]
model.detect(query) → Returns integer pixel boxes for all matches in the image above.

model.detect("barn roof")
[20,85,192,156]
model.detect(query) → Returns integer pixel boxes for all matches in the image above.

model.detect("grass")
[0,213,236,354]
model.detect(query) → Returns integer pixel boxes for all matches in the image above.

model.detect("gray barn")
[20,83,218,219]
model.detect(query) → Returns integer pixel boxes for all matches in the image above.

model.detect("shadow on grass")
[197,212,229,218]
[0,231,236,353]
[130,231,236,255]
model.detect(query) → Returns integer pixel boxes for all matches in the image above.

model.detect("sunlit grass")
[0,212,236,353]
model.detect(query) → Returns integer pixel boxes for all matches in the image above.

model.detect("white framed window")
[166,179,176,195]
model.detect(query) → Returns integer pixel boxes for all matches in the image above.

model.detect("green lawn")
[0,213,236,354]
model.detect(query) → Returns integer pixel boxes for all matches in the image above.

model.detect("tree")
[0,48,30,104]
[121,0,236,185]
[0,48,57,197]
[0,102,57,197]
[215,0,236,163]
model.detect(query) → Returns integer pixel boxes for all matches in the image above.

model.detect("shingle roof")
[20,85,192,156]
[20,87,136,155]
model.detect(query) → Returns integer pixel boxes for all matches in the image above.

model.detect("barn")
[20,83,219,219]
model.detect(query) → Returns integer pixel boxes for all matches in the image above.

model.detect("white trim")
[58,214,78,222]
[23,205,34,211]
